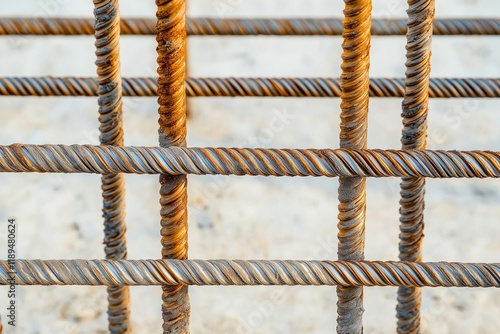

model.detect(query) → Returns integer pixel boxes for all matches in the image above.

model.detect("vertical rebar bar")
[93,0,131,332]
[397,1,434,333]
[336,1,372,333]
[156,0,190,333]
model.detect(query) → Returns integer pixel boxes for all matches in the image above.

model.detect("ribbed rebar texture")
[2,144,500,178]
[94,1,131,333]
[1,260,500,287]
[2,1,500,332]
[156,0,190,333]
[337,1,371,333]
[397,1,435,333]
[1,77,499,98]
[1,17,500,35]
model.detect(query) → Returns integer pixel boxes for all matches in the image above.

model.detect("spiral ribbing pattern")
[1,18,499,36]
[336,1,372,333]
[1,77,498,98]
[1,145,500,178]
[156,0,190,332]
[1,260,500,287]
[1,4,499,332]
[397,1,434,332]
[94,1,130,332]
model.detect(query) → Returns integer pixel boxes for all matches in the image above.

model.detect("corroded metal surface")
[156,0,190,333]
[93,1,131,333]
[1,2,499,333]
[2,77,498,98]
[397,1,434,333]
[1,259,500,287]
[1,144,500,178]
[336,1,372,333]
[1,17,499,35]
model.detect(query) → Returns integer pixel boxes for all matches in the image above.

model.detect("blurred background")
[0,0,499,333]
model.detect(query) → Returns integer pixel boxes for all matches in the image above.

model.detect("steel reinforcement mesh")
[1,0,500,333]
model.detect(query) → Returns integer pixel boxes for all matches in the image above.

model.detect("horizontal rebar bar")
[0,144,499,178]
[1,259,499,287]
[1,77,498,98]
[1,18,499,36]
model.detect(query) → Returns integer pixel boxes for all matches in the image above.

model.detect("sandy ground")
[0,0,500,333]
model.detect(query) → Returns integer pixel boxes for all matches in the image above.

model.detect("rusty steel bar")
[156,0,190,333]
[93,1,131,333]
[1,77,499,98]
[397,1,434,333]
[1,259,500,287]
[1,144,500,178]
[336,1,372,333]
[1,17,500,36]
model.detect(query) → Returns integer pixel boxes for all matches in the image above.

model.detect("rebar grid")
[1,1,499,333]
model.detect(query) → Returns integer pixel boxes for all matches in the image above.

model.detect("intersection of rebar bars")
[1,1,499,333]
